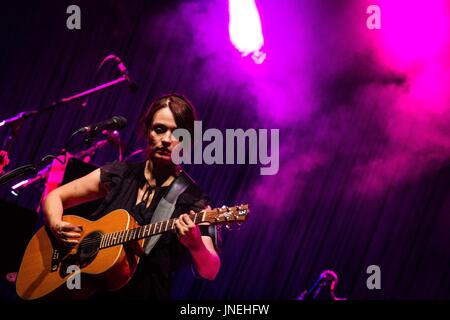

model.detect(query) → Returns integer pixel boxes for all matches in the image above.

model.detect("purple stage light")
[228,0,266,64]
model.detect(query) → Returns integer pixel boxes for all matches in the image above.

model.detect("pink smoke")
[252,150,328,215]
[165,0,450,204]
[352,0,450,195]
[377,0,450,69]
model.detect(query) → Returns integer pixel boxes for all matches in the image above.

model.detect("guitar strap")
[143,171,191,255]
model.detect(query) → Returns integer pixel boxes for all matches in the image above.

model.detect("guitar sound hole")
[77,231,102,262]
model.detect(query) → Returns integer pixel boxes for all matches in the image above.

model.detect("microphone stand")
[0,152,66,187]
[0,74,129,182]
[8,133,117,195]
[1,74,128,130]
[0,163,39,186]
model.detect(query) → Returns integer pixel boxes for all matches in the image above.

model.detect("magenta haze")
[171,121,279,176]
[160,0,449,202]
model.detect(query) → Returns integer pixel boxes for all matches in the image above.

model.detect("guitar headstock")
[202,204,249,228]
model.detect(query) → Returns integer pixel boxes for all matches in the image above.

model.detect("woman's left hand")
[175,211,203,250]
[175,207,220,280]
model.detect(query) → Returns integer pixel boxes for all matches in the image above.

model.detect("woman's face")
[147,107,180,165]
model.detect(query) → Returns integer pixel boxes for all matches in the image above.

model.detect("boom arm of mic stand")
[0,75,127,134]
[0,75,128,176]
[55,76,127,105]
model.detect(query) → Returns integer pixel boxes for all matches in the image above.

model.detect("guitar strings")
[74,225,176,247]
[70,211,222,247]
[73,213,205,246]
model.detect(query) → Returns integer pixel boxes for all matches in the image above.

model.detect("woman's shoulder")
[101,161,144,176]
[99,161,145,189]
[175,171,211,209]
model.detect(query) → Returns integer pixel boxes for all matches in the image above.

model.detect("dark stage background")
[0,0,449,299]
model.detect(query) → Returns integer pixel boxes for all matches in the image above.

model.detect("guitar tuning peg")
[225,224,232,230]
[236,222,241,229]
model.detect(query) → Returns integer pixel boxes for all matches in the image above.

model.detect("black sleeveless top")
[91,161,214,300]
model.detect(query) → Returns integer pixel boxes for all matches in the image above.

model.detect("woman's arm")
[175,211,221,280]
[43,168,106,246]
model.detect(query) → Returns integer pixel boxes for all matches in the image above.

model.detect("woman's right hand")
[49,220,83,247]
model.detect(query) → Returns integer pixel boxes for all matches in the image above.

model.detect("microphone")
[77,116,127,134]
[80,55,137,108]
[111,55,138,92]
[297,270,342,300]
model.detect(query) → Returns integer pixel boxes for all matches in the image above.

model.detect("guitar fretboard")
[99,212,204,249]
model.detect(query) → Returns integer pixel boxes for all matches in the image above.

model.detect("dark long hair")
[140,93,197,138]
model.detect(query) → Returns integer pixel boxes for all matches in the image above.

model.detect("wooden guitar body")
[16,209,143,300]
[16,204,249,300]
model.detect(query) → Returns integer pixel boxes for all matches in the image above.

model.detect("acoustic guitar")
[16,204,249,300]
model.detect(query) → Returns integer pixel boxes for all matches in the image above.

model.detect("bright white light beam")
[228,0,266,64]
